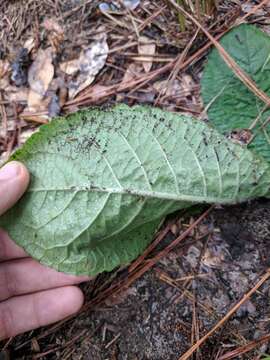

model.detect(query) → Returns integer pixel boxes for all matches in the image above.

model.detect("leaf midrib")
[27,186,250,204]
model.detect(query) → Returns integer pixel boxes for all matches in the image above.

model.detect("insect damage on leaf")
[0,105,269,276]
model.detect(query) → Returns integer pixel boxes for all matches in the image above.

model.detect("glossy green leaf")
[0,105,269,275]
[201,24,270,163]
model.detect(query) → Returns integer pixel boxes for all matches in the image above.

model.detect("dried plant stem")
[241,0,270,21]
[178,269,270,360]
[168,0,270,107]
[218,333,270,360]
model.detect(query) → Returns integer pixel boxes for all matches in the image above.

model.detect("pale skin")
[0,161,89,340]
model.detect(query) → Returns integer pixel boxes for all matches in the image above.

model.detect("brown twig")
[158,270,215,316]
[138,5,166,32]
[128,220,172,272]
[155,27,200,106]
[64,27,232,110]
[33,329,88,359]
[241,0,270,21]
[168,0,270,107]
[178,268,270,360]
[218,332,270,360]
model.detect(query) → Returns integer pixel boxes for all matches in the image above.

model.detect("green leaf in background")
[201,24,270,163]
[0,105,269,276]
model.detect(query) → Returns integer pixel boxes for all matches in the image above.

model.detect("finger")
[0,257,90,301]
[0,161,30,216]
[0,286,84,340]
[0,229,27,262]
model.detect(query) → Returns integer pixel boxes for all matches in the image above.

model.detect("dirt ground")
[74,200,270,360]
[0,1,270,359]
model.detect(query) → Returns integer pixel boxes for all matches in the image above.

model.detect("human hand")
[0,162,89,340]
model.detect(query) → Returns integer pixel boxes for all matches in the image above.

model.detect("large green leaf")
[0,105,269,275]
[201,24,270,163]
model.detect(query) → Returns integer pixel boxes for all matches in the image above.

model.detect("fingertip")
[0,286,85,339]
[49,286,84,319]
[0,161,30,215]
[39,286,85,320]
[0,161,30,185]
[12,161,30,192]
[64,286,85,314]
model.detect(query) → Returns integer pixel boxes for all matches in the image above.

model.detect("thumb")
[0,161,30,216]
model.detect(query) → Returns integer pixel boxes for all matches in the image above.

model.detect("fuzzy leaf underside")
[201,24,270,163]
[0,105,269,275]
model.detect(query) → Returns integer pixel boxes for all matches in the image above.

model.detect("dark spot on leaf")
[235,34,243,44]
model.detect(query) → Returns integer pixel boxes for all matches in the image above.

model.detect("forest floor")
[0,1,270,359]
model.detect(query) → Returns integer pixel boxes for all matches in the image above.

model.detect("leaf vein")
[118,132,152,190]
[148,129,180,195]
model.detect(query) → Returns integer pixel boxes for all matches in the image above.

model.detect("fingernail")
[0,162,22,181]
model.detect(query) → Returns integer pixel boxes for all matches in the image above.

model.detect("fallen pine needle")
[178,268,270,360]
[218,332,270,360]
[168,0,270,107]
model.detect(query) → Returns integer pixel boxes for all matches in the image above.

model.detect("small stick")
[178,269,270,360]
[218,332,270,360]
[241,0,270,21]
[129,220,172,272]
[168,0,270,107]
[105,333,121,349]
